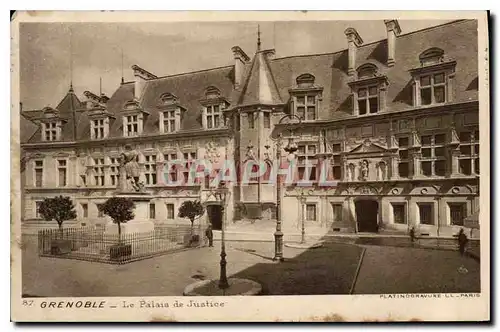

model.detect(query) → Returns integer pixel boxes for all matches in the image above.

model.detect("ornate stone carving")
[359,159,369,181]
[206,141,221,164]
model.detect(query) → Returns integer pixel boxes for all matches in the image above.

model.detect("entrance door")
[355,200,379,232]
[206,205,223,230]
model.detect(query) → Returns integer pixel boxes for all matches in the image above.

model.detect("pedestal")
[104,193,155,235]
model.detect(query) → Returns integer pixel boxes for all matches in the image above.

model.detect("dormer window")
[410,48,456,107]
[419,47,445,66]
[289,74,323,122]
[200,86,229,130]
[90,118,107,139]
[122,100,148,137]
[163,110,176,133]
[420,73,446,105]
[158,93,185,133]
[296,95,317,120]
[43,121,60,141]
[348,64,388,116]
[85,92,113,139]
[206,105,222,129]
[357,86,379,115]
[124,115,139,136]
[40,107,64,141]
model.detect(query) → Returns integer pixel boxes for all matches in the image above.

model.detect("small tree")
[178,200,205,233]
[38,196,77,234]
[101,197,135,243]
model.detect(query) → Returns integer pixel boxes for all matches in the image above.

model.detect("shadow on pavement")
[230,239,364,295]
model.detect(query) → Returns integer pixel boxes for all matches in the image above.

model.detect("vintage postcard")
[11,10,490,322]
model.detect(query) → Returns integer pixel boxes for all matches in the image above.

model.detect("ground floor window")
[449,203,466,226]
[392,203,406,224]
[149,203,156,219]
[306,204,317,221]
[331,203,343,222]
[418,203,434,225]
[166,204,175,219]
[35,201,42,219]
[81,203,88,218]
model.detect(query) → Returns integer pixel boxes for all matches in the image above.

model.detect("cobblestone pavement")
[21,236,480,297]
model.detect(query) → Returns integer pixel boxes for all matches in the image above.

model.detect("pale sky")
[20,20,453,111]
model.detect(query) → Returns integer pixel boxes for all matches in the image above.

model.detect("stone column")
[69,155,78,186]
[450,149,461,177]
[411,151,422,179]
[201,107,207,129]
[390,153,399,180]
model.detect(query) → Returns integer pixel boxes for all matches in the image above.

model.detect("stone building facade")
[20,19,480,237]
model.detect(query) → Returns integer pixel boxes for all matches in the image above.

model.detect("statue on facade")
[359,160,369,181]
[348,163,356,181]
[118,144,144,192]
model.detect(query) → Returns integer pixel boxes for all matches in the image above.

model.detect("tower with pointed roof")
[232,28,285,220]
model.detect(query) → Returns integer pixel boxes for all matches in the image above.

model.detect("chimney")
[384,20,401,67]
[344,28,364,76]
[231,46,250,90]
[132,65,157,100]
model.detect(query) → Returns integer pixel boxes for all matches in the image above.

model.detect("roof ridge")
[148,64,233,81]
[270,19,471,63]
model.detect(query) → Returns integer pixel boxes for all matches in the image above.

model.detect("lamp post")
[297,188,314,244]
[273,114,302,262]
[215,182,230,290]
[298,191,307,244]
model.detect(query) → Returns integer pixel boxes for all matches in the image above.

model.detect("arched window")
[296,73,316,88]
[204,86,221,99]
[262,160,273,182]
[419,47,445,66]
[356,63,378,79]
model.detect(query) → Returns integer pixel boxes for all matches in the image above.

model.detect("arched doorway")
[355,199,379,233]
[206,204,223,230]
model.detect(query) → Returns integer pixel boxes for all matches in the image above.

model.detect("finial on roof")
[69,82,74,93]
[257,24,261,51]
[121,48,125,85]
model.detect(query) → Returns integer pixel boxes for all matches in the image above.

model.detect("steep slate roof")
[237,50,283,107]
[20,112,38,143]
[22,87,82,143]
[21,19,478,144]
[140,66,235,134]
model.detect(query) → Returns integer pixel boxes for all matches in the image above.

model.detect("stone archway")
[355,199,379,233]
[205,204,223,230]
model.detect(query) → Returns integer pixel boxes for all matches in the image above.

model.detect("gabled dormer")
[84,91,114,140]
[348,63,389,116]
[157,92,186,134]
[200,86,229,129]
[122,99,149,137]
[409,47,457,107]
[40,107,66,141]
[288,73,323,122]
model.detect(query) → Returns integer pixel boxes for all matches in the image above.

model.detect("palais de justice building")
[20,19,480,237]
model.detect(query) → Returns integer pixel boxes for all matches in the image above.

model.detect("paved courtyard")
[21,235,480,297]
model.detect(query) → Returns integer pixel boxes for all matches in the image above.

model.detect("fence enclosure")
[38,224,206,264]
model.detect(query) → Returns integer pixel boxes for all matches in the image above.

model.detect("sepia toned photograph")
[11,10,490,322]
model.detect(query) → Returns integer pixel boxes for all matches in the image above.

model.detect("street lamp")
[207,181,231,290]
[297,188,314,244]
[272,114,302,262]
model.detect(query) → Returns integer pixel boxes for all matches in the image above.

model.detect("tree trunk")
[190,219,194,236]
[58,221,63,239]
[118,222,122,244]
